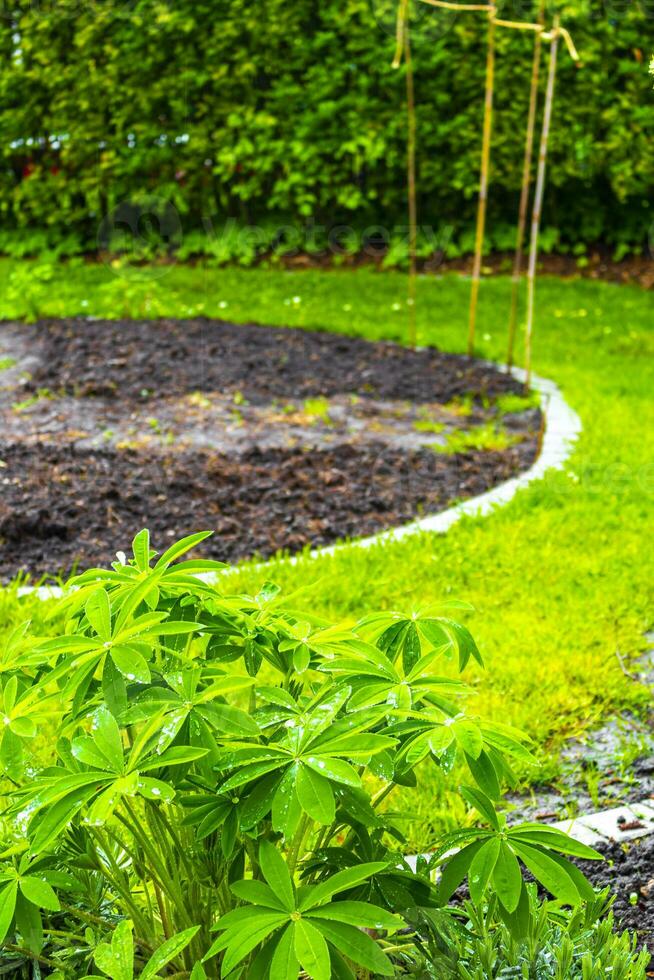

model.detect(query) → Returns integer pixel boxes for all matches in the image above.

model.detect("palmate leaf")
[0,881,18,944]
[259,842,295,911]
[296,766,335,825]
[272,765,302,838]
[211,860,398,980]
[269,924,298,980]
[18,876,60,912]
[468,837,501,905]
[309,919,394,977]
[93,920,133,980]
[492,842,523,913]
[299,862,389,910]
[140,925,201,980]
[305,900,401,931]
[293,919,331,980]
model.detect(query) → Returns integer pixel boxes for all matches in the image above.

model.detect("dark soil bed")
[0,440,535,580]
[574,835,654,963]
[0,317,540,581]
[24,317,522,405]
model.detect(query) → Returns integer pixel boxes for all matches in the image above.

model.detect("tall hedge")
[0,0,653,255]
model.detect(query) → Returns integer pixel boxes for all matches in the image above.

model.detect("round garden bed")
[0,317,541,581]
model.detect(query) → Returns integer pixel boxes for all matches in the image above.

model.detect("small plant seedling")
[302,396,332,425]
[433,421,520,454]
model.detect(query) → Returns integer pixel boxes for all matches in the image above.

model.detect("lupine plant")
[0,530,601,977]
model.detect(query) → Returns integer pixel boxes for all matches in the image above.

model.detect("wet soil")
[0,317,540,581]
[574,836,654,964]
[0,440,536,581]
[19,317,524,405]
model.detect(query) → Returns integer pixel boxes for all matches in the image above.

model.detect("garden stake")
[525,16,560,388]
[467,6,496,356]
[393,0,418,349]
[405,19,418,349]
[506,0,544,368]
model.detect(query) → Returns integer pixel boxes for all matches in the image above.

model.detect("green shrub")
[0,530,606,976]
[403,886,650,978]
[0,0,653,256]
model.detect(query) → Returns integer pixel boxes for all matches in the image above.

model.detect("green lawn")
[1,259,653,849]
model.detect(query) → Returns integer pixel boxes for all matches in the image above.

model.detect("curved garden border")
[291,365,582,562]
[16,364,580,598]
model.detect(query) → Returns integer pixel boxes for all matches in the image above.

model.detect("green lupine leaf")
[141,926,200,980]
[401,622,421,675]
[221,760,289,794]
[306,901,402,931]
[154,531,214,569]
[85,590,112,641]
[72,736,113,771]
[304,756,361,788]
[94,919,133,980]
[90,706,124,772]
[9,717,36,738]
[197,703,259,737]
[0,881,18,944]
[293,643,310,673]
[301,863,388,910]
[132,529,151,572]
[436,839,487,904]
[110,645,151,685]
[466,749,501,800]
[294,919,331,980]
[467,838,501,906]
[31,783,108,854]
[460,784,501,831]
[272,765,302,839]
[15,892,42,954]
[492,842,523,913]
[19,876,60,911]
[137,777,175,802]
[259,841,295,911]
[311,919,394,976]
[269,924,299,980]
[452,719,483,759]
[507,825,601,860]
[208,915,287,972]
[296,766,335,825]
[309,733,395,758]
[511,841,581,905]
[230,880,287,911]
[240,772,281,829]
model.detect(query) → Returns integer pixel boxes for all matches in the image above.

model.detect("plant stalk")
[405,15,418,349]
[468,7,496,356]
[525,16,559,388]
[507,0,544,368]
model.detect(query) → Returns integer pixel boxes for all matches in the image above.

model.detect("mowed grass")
[1,259,653,848]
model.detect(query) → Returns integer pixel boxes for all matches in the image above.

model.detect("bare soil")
[0,317,540,581]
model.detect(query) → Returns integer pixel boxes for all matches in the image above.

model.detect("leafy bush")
[0,530,604,976]
[1,0,653,256]
[403,886,650,978]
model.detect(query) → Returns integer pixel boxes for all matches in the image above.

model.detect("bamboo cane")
[405,19,418,349]
[506,0,544,368]
[467,7,496,356]
[524,16,559,388]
